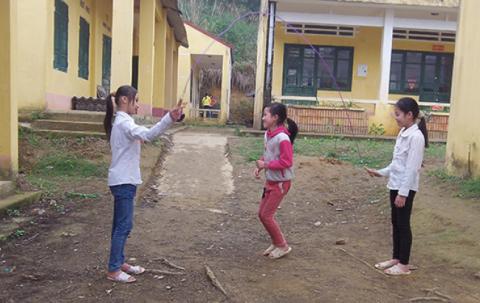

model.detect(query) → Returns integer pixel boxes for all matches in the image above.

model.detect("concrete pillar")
[138,0,156,116]
[111,0,134,91]
[378,8,394,103]
[153,11,167,115]
[164,32,174,109]
[446,0,480,177]
[253,0,269,129]
[0,0,18,179]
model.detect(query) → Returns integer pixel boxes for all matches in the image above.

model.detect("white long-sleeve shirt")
[108,111,173,186]
[378,123,425,197]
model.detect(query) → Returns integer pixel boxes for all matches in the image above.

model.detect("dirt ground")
[1,128,479,303]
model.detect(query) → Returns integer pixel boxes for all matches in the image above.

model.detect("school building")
[1,0,188,179]
[13,0,187,116]
[254,0,459,139]
[177,22,233,124]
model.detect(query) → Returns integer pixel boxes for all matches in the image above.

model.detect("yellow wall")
[15,0,48,111]
[446,0,480,177]
[0,0,18,178]
[177,23,232,123]
[15,0,112,111]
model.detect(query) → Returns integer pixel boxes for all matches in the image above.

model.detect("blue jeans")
[108,184,137,272]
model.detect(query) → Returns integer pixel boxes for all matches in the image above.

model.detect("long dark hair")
[395,97,429,148]
[104,85,138,141]
[266,103,299,144]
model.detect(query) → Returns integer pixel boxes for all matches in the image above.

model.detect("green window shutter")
[78,17,90,79]
[54,0,69,72]
[102,35,112,91]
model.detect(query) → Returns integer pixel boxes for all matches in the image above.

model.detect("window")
[78,17,90,79]
[283,44,354,96]
[389,50,454,103]
[54,0,69,72]
[286,24,355,37]
[393,29,456,43]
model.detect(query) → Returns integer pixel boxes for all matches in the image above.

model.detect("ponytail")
[395,97,429,148]
[286,118,298,144]
[417,116,429,148]
[104,94,114,141]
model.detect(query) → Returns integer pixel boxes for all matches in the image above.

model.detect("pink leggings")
[258,180,291,248]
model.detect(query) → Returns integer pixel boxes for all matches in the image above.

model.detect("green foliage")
[179,0,260,65]
[32,153,108,178]
[19,127,41,147]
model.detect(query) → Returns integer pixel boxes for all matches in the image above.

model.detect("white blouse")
[108,111,173,186]
[378,123,425,196]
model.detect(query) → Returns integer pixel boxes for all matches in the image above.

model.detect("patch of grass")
[26,175,58,196]
[233,136,446,169]
[11,229,26,239]
[65,192,99,199]
[6,209,20,218]
[19,127,41,147]
[32,153,108,178]
[429,168,480,199]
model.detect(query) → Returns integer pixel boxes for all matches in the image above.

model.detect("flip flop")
[268,246,292,259]
[384,264,411,276]
[263,244,276,256]
[107,271,137,283]
[374,260,398,270]
[123,265,145,275]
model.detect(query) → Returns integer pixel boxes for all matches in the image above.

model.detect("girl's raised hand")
[169,99,184,121]
[365,167,382,177]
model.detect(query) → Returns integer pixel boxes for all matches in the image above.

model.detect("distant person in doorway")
[201,93,213,118]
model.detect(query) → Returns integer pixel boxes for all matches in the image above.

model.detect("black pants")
[390,190,416,265]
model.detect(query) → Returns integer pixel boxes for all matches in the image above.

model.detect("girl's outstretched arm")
[124,114,173,142]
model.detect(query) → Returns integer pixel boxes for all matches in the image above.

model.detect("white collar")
[400,123,419,138]
[115,111,133,121]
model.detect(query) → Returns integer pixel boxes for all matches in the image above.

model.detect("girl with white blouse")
[366,97,429,276]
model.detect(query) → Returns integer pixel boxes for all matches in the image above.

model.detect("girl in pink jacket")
[255,103,298,259]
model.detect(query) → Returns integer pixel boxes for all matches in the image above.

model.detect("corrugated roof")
[327,0,459,7]
[160,0,189,47]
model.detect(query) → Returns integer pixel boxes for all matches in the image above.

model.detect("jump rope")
[177,8,364,161]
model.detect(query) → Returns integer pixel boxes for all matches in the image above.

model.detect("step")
[30,129,106,139]
[0,191,42,214]
[43,110,105,123]
[32,119,104,133]
[0,181,15,198]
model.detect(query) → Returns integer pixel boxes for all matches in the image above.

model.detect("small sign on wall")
[357,64,368,77]
[432,44,445,51]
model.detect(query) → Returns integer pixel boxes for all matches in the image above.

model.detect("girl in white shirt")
[366,97,429,276]
[104,85,183,283]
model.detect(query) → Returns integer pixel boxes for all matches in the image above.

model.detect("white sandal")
[263,245,276,256]
[268,246,292,259]
[123,265,145,275]
[384,264,411,276]
[374,260,398,270]
[107,271,137,283]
